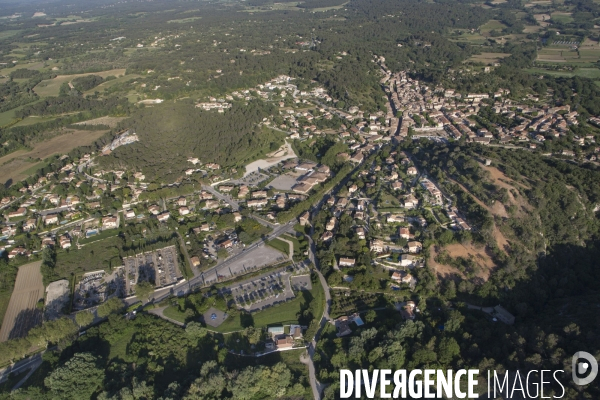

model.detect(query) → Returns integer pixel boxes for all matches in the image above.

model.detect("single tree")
[75,311,94,328]
[135,281,155,303]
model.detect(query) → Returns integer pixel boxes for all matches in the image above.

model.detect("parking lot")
[230,171,271,187]
[202,245,287,286]
[267,171,304,191]
[222,268,294,312]
[291,274,312,291]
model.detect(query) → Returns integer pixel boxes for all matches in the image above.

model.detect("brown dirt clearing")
[73,116,127,128]
[480,163,532,212]
[447,177,510,252]
[428,242,497,282]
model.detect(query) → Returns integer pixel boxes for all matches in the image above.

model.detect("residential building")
[407,241,423,253]
[370,239,385,253]
[43,214,59,225]
[179,206,190,215]
[157,212,170,222]
[398,227,410,240]
[299,211,310,226]
[326,217,336,231]
[102,216,118,229]
[339,257,356,267]
[7,208,27,219]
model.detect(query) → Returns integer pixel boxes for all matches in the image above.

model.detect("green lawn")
[107,326,136,361]
[0,30,22,40]
[13,115,61,127]
[78,229,119,245]
[526,67,600,79]
[211,294,303,333]
[56,236,122,279]
[162,305,188,323]
[266,238,290,257]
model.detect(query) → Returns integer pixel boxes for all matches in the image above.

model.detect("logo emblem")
[572,351,598,385]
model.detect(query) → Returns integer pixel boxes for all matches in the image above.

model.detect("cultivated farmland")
[33,69,127,97]
[0,261,44,342]
[0,128,109,185]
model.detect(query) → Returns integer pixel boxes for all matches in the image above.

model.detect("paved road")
[0,352,43,384]
[202,184,240,210]
[299,153,364,399]
[305,231,332,400]
[38,205,71,216]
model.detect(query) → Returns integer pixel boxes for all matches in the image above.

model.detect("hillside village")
[0,58,595,349]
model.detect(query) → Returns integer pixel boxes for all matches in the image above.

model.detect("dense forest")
[0,313,310,399]
[97,101,284,182]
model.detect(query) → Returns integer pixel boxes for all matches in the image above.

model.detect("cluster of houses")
[265,324,304,350]
[378,66,598,154]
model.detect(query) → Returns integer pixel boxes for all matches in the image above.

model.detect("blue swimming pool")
[86,229,98,238]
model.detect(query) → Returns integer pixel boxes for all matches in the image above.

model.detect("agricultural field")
[466,52,511,65]
[533,13,551,26]
[0,30,22,40]
[73,116,128,128]
[526,67,600,79]
[12,115,63,127]
[33,69,127,97]
[479,20,507,36]
[167,17,202,23]
[0,261,44,342]
[447,30,488,45]
[0,129,109,185]
[536,45,600,65]
[82,74,142,96]
[551,12,574,23]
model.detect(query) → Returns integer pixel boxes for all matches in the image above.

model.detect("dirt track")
[0,261,44,342]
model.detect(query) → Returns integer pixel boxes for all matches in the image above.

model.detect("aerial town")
[3,61,596,329]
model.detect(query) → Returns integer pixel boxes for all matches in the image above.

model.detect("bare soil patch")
[481,163,531,212]
[428,242,497,282]
[447,177,510,251]
[73,116,127,128]
[0,261,44,342]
